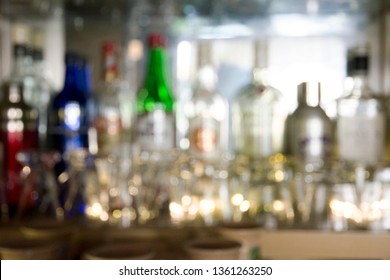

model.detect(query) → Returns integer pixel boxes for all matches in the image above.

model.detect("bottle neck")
[11,44,33,80]
[102,46,120,83]
[145,47,168,86]
[63,63,78,92]
[252,39,269,85]
[81,63,92,96]
[350,72,370,98]
[196,65,218,93]
[194,41,217,93]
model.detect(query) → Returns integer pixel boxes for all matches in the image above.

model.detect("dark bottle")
[47,53,89,156]
[0,81,39,213]
[136,33,176,153]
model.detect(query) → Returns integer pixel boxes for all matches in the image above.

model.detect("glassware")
[134,149,176,225]
[232,40,287,160]
[227,155,252,223]
[372,163,390,231]
[295,161,387,231]
[287,82,333,171]
[100,144,138,227]
[168,153,232,226]
[27,27,53,150]
[293,167,335,230]
[63,149,102,220]
[336,46,386,165]
[90,41,124,157]
[0,81,39,216]
[135,33,176,153]
[15,150,64,221]
[184,40,229,162]
[47,53,89,161]
[247,154,295,229]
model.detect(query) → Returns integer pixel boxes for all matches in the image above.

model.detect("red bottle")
[0,81,39,213]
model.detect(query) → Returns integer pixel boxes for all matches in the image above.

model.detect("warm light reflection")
[231,193,244,206]
[199,199,216,216]
[273,200,285,212]
[240,200,250,212]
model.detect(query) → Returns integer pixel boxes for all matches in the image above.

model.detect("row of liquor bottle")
[0,25,387,212]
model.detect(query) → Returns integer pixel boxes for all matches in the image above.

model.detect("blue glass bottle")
[48,53,89,154]
[47,53,89,217]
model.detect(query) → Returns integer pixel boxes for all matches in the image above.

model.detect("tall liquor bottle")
[29,28,52,150]
[287,82,333,169]
[0,81,39,212]
[90,41,123,156]
[232,40,287,160]
[336,46,385,164]
[185,40,228,162]
[135,33,175,153]
[47,53,89,156]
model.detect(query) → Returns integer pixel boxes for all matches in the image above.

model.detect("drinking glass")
[248,154,295,229]
[15,150,64,221]
[134,149,178,225]
[63,149,104,221]
[96,144,138,227]
[168,153,232,226]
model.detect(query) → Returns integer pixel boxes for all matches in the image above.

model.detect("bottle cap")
[297,82,321,107]
[347,46,369,75]
[102,41,117,52]
[148,33,165,48]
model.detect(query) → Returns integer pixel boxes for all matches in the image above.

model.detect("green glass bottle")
[136,33,176,152]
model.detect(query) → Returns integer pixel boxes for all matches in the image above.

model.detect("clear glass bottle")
[90,41,124,157]
[29,28,53,150]
[232,40,287,160]
[336,46,385,164]
[0,81,39,214]
[185,40,229,162]
[288,82,333,170]
[135,33,175,153]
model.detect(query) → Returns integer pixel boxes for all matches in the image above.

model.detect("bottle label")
[294,119,333,162]
[240,107,284,157]
[188,116,219,159]
[93,114,122,156]
[297,135,333,162]
[337,115,385,163]
[137,110,175,152]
